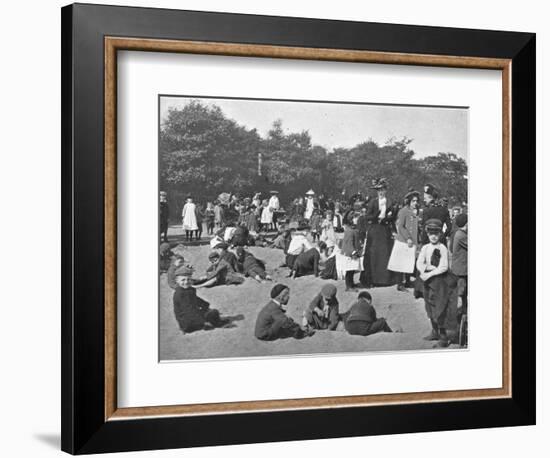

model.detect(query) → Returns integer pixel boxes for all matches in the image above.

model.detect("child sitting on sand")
[342,291,393,336]
[302,284,340,331]
[172,265,230,333]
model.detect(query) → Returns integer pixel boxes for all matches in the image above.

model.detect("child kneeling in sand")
[303,284,340,331]
[172,266,229,334]
[342,291,393,336]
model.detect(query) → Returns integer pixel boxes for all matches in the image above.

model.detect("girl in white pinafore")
[260,199,272,231]
[182,197,198,242]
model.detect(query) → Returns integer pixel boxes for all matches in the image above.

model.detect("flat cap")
[270,283,289,299]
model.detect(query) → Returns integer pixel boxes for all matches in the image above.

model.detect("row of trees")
[160,101,468,218]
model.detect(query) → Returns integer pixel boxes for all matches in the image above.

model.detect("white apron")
[387,240,416,273]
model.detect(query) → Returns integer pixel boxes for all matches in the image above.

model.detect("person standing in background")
[304,189,315,220]
[309,207,322,242]
[260,199,273,232]
[420,183,451,245]
[194,202,204,241]
[268,190,280,231]
[213,200,223,231]
[182,196,198,242]
[159,191,170,243]
[205,202,215,236]
[360,178,396,288]
[341,213,362,291]
[356,206,369,246]
[451,214,468,328]
[389,189,420,292]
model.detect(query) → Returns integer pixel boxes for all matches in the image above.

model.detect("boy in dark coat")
[172,266,229,333]
[255,284,314,341]
[342,291,392,336]
[303,284,340,330]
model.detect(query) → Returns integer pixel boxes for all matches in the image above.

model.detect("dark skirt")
[320,256,338,280]
[361,223,396,286]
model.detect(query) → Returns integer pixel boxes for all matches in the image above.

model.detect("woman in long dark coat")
[360,178,397,287]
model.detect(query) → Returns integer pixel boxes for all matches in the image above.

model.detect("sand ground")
[159,243,460,361]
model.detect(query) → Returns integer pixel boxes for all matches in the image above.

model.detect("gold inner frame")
[104,37,512,421]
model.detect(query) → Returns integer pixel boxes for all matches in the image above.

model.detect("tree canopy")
[160,100,468,215]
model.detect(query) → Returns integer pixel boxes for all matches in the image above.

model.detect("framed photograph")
[61,3,536,454]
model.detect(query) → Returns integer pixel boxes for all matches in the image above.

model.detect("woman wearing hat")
[388,189,420,292]
[360,178,397,288]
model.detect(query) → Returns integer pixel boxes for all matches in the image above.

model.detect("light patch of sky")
[160,96,468,163]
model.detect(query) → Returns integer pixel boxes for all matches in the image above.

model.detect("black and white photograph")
[158,95,469,361]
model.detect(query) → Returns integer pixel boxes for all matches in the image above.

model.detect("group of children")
[162,182,468,349]
[254,283,394,341]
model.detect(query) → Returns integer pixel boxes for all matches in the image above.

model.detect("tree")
[160,101,261,202]
[417,153,468,205]
[159,101,468,219]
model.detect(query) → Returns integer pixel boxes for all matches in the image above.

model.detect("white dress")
[304,197,314,219]
[268,196,280,212]
[261,206,273,224]
[320,218,337,247]
[182,203,198,231]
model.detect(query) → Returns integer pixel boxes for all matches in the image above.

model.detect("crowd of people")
[160,178,468,348]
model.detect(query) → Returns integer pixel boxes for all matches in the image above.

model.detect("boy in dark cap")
[166,244,189,289]
[254,284,314,341]
[416,218,457,347]
[342,291,393,336]
[172,266,229,333]
[303,284,340,331]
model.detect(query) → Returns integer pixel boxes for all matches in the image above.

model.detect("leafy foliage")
[160,100,468,218]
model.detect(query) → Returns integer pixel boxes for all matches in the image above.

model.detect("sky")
[160,96,469,163]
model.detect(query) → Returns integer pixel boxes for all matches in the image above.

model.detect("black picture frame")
[61,3,535,454]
